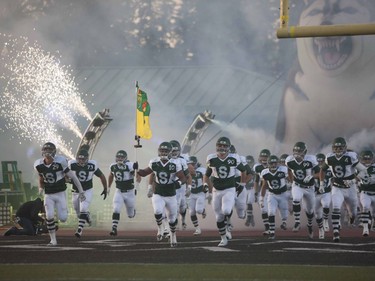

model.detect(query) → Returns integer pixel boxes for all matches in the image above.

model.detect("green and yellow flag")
[136,88,152,139]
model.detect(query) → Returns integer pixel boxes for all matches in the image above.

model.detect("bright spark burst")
[0,33,92,159]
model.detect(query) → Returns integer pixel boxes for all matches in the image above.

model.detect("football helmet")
[316,153,325,163]
[360,150,374,167]
[279,154,288,165]
[188,156,198,167]
[158,142,172,161]
[116,150,127,165]
[42,142,56,158]
[77,149,89,167]
[229,145,236,154]
[245,155,255,167]
[170,140,181,159]
[258,149,271,165]
[332,137,347,157]
[268,155,279,172]
[216,137,231,156]
[293,142,307,161]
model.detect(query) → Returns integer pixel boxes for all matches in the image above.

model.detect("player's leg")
[75,189,93,238]
[165,195,178,247]
[331,187,345,242]
[110,189,123,236]
[303,188,315,239]
[152,194,167,241]
[291,184,304,231]
[267,194,278,239]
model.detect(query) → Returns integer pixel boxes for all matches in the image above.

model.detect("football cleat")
[193,228,201,236]
[333,231,340,242]
[218,237,228,247]
[157,233,163,242]
[47,241,57,246]
[280,221,287,230]
[323,219,330,232]
[292,222,301,232]
[109,228,117,236]
[75,228,82,238]
[319,227,325,239]
[307,225,313,240]
[263,230,270,236]
[226,230,232,240]
[268,232,275,240]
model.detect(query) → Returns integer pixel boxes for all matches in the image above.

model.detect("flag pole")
[134,81,141,193]
[134,81,142,149]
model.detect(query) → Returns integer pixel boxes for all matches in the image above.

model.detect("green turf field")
[0,264,374,281]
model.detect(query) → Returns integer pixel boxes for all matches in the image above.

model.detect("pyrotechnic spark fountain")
[0,34,92,158]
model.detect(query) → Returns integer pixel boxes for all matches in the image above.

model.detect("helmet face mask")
[360,150,374,167]
[158,142,172,161]
[316,153,325,166]
[259,149,271,166]
[216,137,231,156]
[332,137,347,157]
[293,142,307,161]
[42,142,56,158]
[268,155,279,172]
[116,150,127,165]
[77,150,89,167]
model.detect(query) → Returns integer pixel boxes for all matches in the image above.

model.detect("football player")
[356,150,375,237]
[34,142,85,246]
[186,156,207,235]
[170,140,191,230]
[314,153,332,239]
[68,149,108,238]
[203,137,246,247]
[108,150,139,236]
[253,149,271,235]
[244,155,256,227]
[138,142,187,247]
[286,141,319,239]
[259,155,290,239]
[319,137,369,242]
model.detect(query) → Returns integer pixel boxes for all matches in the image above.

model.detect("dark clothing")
[5,198,44,236]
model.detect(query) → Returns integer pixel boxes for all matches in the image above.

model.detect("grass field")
[1,264,374,281]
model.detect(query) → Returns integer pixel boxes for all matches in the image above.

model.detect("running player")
[319,137,368,242]
[69,149,108,238]
[203,136,246,247]
[138,142,187,247]
[108,150,139,236]
[286,141,319,239]
[186,156,207,235]
[260,155,290,239]
[34,142,85,246]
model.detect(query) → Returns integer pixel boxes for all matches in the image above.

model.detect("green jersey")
[149,157,182,197]
[205,153,246,190]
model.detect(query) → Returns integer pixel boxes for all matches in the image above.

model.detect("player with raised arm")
[69,149,108,238]
[34,142,85,246]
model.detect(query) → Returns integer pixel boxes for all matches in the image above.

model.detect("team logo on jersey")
[52,163,60,170]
